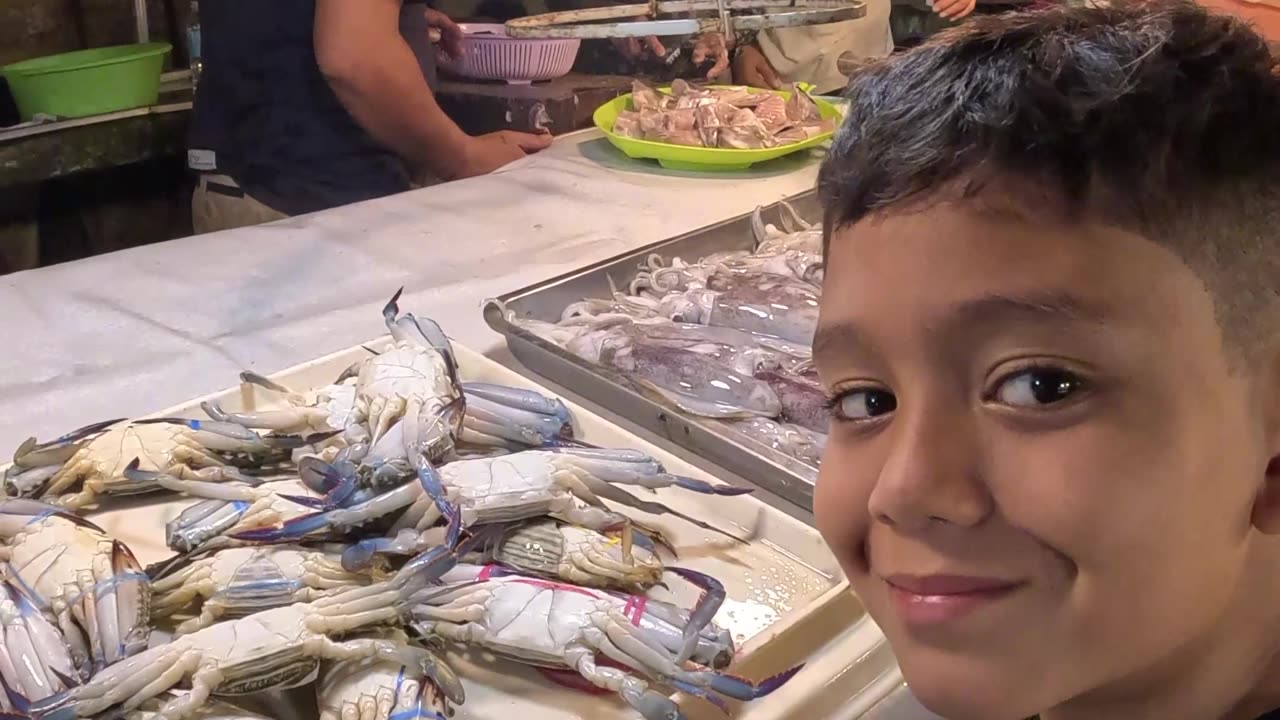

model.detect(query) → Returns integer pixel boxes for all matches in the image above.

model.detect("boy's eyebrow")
[948,291,1111,329]
[813,291,1109,359]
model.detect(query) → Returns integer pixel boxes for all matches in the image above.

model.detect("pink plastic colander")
[436,24,581,84]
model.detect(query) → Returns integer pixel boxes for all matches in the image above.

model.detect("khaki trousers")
[191,174,288,235]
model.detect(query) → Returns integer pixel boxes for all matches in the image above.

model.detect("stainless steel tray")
[483,190,821,512]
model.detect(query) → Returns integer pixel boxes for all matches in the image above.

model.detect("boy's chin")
[899,648,1051,720]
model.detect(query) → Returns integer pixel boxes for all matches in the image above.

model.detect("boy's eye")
[833,388,897,421]
[993,368,1083,408]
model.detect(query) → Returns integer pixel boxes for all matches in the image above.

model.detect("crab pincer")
[665,567,728,666]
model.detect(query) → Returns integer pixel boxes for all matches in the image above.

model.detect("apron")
[755,0,893,94]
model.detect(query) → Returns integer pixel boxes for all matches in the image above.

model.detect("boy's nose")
[868,408,993,532]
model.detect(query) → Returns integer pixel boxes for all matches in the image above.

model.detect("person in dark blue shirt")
[189,0,552,233]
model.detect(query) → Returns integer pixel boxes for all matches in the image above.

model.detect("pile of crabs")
[0,290,798,720]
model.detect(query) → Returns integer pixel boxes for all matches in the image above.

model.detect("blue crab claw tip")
[706,665,805,701]
[277,494,327,509]
[666,566,721,589]
[626,688,687,720]
[341,542,381,572]
[668,679,729,715]
[673,476,753,496]
[384,288,405,320]
[0,674,29,714]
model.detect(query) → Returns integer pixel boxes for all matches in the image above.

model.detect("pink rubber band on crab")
[622,594,647,626]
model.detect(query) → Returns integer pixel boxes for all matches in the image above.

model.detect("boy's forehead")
[815,201,1211,354]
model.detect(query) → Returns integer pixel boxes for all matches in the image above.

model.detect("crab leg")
[121,461,258,497]
[549,448,752,496]
[0,582,79,706]
[8,439,80,474]
[308,636,465,707]
[461,383,572,426]
[3,467,59,499]
[566,647,680,720]
[458,393,582,450]
[10,419,124,469]
[202,400,333,435]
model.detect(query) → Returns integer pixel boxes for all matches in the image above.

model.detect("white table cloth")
[0,131,819,452]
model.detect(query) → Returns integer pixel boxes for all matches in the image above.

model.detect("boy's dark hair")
[818,0,1280,355]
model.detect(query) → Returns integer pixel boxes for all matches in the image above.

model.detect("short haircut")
[818,0,1280,357]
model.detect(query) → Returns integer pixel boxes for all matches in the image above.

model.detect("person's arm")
[316,0,543,180]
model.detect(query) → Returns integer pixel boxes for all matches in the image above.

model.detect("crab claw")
[29,689,73,720]
[669,679,731,715]
[297,457,358,508]
[409,646,466,708]
[692,665,804,702]
[238,371,292,394]
[0,673,30,715]
[341,530,422,572]
[621,685,689,720]
[414,456,457,527]
[666,568,727,665]
[230,511,332,542]
[342,539,391,573]
[382,287,406,329]
[393,507,463,594]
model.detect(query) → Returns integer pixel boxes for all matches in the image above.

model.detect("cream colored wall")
[1200,0,1280,41]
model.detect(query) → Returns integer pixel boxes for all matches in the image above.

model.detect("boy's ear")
[1254,350,1280,534]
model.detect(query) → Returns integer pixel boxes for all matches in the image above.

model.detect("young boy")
[813,2,1280,719]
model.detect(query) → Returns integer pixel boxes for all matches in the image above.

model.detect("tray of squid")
[483,190,823,513]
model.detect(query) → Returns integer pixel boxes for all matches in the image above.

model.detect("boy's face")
[814,200,1274,719]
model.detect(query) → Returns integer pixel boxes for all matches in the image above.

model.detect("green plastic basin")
[0,43,172,121]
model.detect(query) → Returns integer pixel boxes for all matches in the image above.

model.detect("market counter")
[0,130,821,457]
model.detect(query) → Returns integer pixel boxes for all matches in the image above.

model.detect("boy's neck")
[1043,563,1280,720]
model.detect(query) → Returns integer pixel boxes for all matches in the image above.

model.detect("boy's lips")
[883,574,1025,626]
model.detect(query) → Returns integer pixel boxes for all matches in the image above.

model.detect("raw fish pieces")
[615,79,831,150]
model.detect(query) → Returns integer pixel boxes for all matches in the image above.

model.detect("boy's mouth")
[883,574,1025,626]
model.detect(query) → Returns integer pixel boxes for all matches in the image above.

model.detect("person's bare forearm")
[315,0,469,179]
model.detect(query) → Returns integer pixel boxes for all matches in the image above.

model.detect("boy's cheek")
[814,442,875,577]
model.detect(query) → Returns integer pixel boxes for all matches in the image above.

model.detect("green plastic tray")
[592,85,839,171]
[1,43,172,121]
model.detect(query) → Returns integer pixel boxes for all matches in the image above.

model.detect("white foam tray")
[69,340,903,720]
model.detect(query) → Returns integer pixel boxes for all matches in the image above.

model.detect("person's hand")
[424,7,465,60]
[732,42,782,89]
[691,32,730,79]
[449,130,553,179]
[931,0,976,21]
[612,34,667,59]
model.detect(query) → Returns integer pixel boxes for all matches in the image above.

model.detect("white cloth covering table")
[0,131,820,453]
